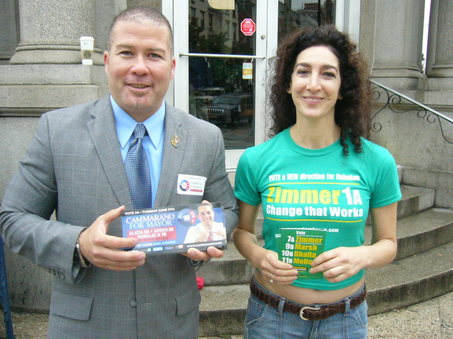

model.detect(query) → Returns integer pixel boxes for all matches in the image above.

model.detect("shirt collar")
[110,96,165,150]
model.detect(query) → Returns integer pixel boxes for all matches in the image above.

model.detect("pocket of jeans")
[245,295,266,328]
[348,300,368,328]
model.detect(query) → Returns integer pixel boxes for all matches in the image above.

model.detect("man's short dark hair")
[108,6,173,51]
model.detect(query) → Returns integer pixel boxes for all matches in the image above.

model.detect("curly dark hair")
[269,25,371,155]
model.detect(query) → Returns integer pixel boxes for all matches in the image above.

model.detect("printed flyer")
[121,202,226,254]
[275,228,326,279]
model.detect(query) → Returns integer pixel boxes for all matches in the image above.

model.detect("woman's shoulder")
[244,130,289,156]
[355,138,398,173]
[359,138,395,159]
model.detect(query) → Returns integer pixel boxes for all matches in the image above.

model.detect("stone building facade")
[0,0,452,311]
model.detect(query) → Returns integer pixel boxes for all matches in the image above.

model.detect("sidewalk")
[1,291,452,339]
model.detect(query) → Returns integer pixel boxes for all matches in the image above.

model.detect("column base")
[371,67,424,89]
[426,77,453,91]
[10,45,104,65]
[0,64,108,116]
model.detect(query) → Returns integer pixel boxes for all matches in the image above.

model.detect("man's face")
[104,19,175,121]
[198,205,214,228]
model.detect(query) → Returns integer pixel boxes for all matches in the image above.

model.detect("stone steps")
[197,184,453,337]
[397,185,435,218]
[365,241,453,314]
[392,208,453,260]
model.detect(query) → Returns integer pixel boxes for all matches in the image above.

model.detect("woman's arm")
[309,202,398,283]
[368,202,398,267]
[232,200,298,284]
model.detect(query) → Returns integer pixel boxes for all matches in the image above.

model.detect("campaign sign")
[121,203,226,254]
[275,228,326,279]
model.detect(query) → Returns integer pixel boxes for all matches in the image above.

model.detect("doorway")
[167,0,342,170]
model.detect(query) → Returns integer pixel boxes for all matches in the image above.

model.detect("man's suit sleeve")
[0,113,84,282]
[202,128,238,239]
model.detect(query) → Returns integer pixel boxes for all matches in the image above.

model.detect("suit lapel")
[154,106,187,207]
[87,96,133,209]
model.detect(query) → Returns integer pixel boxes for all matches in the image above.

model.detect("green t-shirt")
[234,128,402,290]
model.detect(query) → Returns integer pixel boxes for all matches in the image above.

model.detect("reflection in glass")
[188,0,256,149]
[189,57,255,149]
[278,0,336,44]
[189,0,255,55]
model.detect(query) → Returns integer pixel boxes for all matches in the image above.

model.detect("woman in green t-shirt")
[233,25,401,339]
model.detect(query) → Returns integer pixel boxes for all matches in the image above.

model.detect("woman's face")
[287,45,341,122]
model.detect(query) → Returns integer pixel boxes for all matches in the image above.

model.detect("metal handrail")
[179,52,265,59]
[370,79,453,144]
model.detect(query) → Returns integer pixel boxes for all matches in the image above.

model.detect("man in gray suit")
[0,7,238,339]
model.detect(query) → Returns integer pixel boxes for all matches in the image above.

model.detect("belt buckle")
[299,306,321,321]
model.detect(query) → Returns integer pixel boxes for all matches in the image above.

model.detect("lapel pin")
[171,135,180,147]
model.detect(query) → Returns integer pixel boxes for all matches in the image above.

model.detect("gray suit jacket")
[0,96,238,339]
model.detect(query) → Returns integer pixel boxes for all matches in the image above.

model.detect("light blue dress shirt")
[110,96,165,207]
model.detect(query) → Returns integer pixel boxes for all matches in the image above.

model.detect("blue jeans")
[244,279,368,339]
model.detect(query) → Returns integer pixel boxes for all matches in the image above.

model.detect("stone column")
[371,0,425,89]
[426,0,453,88]
[359,0,376,75]
[10,0,103,65]
[0,0,130,116]
[0,0,19,63]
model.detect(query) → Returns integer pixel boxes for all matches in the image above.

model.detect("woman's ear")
[287,83,292,94]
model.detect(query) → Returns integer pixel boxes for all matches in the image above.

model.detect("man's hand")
[183,246,224,261]
[77,206,146,271]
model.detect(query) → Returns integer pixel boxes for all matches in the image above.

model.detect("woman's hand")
[253,248,298,285]
[309,246,369,283]
[310,202,398,283]
[233,200,298,285]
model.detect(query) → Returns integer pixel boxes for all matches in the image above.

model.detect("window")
[209,13,214,31]
[200,10,205,30]
[278,0,336,45]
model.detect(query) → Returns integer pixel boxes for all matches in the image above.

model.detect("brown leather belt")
[250,279,367,321]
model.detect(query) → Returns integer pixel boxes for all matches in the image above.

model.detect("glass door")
[187,2,257,149]
[167,0,352,170]
[170,0,268,170]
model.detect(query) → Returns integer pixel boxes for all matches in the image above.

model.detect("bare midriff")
[255,271,364,305]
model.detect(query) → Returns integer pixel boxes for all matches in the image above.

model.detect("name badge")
[177,174,207,196]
